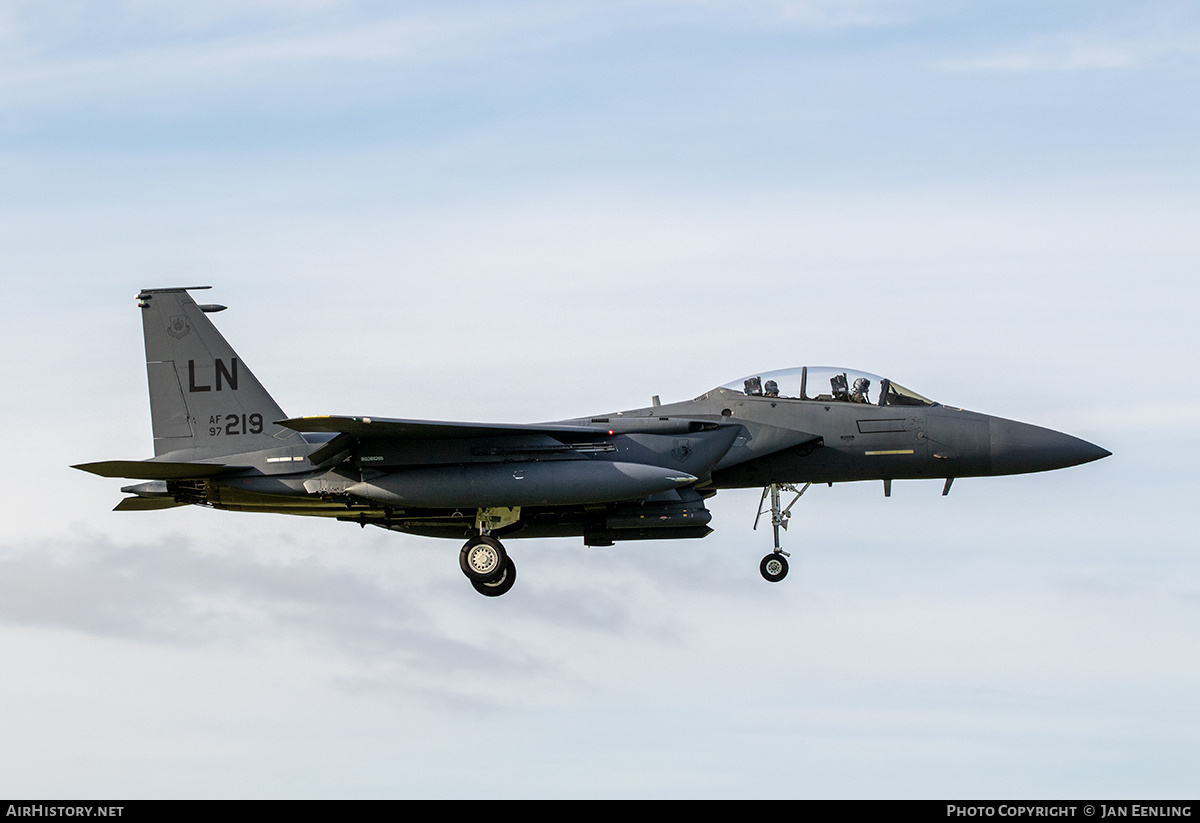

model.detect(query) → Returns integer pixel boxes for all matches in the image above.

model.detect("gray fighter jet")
[75,287,1110,596]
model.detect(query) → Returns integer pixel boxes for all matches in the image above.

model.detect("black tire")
[460,535,508,583]
[760,553,789,583]
[472,557,517,597]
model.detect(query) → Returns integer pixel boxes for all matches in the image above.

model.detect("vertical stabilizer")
[137,287,298,457]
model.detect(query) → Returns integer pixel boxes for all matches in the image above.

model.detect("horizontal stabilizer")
[72,460,247,480]
[114,497,188,511]
[277,415,609,440]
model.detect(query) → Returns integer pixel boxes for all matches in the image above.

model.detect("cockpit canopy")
[718,366,937,407]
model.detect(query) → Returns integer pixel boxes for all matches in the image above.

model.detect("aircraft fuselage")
[75,289,1110,595]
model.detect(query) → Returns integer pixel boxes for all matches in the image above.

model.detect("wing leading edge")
[276,415,612,440]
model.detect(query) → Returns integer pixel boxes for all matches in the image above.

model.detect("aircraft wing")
[279,415,643,439]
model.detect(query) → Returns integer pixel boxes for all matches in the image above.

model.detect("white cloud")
[0,0,941,113]
[940,25,1200,72]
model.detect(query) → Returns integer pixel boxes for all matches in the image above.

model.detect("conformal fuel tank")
[345,460,698,508]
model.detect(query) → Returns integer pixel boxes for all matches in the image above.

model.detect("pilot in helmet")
[764,380,779,398]
[851,377,871,403]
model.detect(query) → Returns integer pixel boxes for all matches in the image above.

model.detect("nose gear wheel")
[760,553,789,582]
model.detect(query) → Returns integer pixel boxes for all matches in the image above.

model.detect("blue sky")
[1,1,1197,798]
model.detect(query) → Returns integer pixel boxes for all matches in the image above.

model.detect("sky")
[1,0,1198,799]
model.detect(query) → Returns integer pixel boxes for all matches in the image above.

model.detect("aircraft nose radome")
[989,418,1111,476]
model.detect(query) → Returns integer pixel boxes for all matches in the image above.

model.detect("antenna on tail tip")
[135,286,215,308]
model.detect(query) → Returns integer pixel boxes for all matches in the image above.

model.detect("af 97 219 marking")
[208,413,264,437]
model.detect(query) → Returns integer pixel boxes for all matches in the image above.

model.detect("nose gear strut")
[753,482,811,582]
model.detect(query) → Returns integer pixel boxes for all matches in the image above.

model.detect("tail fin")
[137,287,298,458]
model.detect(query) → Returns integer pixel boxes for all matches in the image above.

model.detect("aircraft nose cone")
[989,418,1111,476]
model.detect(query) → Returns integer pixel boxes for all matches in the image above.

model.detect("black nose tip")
[989,418,1110,475]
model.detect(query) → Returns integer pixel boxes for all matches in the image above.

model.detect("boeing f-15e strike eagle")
[74,287,1110,597]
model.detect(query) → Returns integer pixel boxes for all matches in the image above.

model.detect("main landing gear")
[754,482,811,583]
[459,534,517,597]
[458,508,520,597]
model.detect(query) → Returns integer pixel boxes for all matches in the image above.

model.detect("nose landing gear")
[754,482,810,583]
